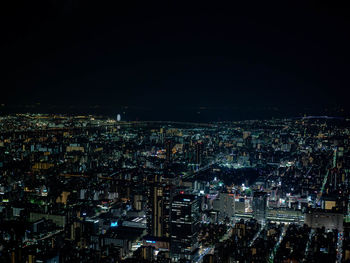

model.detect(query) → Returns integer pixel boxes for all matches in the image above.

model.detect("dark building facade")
[147,183,173,239]
[170,194,200,262]
[195,142,202,165]
[252,191,267,224]
[305,209,344,231]
[165,140,172,163]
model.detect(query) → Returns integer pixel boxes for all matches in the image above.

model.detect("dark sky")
[2,1,350,119]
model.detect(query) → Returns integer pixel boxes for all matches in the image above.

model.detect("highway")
[249,223,266,247]
[183,154,225,180]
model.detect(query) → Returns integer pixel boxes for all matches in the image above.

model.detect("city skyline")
[2,2,350,262]
[0,114,348,262]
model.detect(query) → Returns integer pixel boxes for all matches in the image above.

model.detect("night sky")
[2,2,350,120]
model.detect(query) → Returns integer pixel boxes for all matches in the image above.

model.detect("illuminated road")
[315,150,336,207]
[268,224,287,263]
[219,226,233,242]
[315,169,329,207]
[194,246,214,263]
[304,228,315,259]
[305,165,313,178]
[336,232,343,263]
[194,225,231,262]
[249,224,266,247]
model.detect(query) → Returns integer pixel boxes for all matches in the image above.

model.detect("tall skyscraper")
[159,128,165,144]
[170,194,200,262]
[165,140,172,163]
[252,191,267,225]
[147,183,173,238]
[195,142,202,165]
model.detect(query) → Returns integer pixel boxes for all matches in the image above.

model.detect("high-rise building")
[141,245,155,261]
[159,128,165,144]
[252,191,267,224]
[165,140,172,163]
[147,183,173,238]
[195,142,202,165]
[170,194,200,262]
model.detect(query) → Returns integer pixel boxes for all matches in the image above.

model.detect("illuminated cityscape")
[2,2,350,263]
[0,115,349,262]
